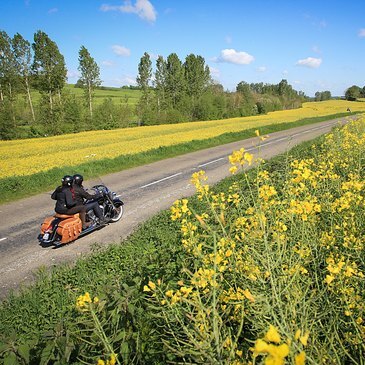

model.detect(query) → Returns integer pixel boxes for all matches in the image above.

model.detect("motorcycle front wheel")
[109,204,124,222]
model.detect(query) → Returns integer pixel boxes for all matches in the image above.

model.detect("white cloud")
[214,49,254,65]
[48,7,58,14]
[296,57,322,68]
[101,0,157,23]
[358,28,365,38]
[102,60,115,67]
[256,66,267,72]
[112,45,131,56]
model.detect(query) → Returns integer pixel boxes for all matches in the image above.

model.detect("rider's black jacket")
[51,186,76,214]
[71,185,102,205]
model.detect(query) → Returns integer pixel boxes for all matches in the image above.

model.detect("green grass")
[28,84,142,106]
[0,112,356,205]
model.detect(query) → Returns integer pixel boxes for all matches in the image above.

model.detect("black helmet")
[61,175,73,187]
[73,174,84,186]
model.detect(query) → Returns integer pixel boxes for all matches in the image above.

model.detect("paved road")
[0,116,355,300]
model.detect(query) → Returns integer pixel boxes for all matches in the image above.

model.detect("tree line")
[1,29,309,140]
[135,52,308,126]
[0,30,133,140]
[344,85,365,101]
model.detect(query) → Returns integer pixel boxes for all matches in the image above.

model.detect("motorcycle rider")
[71,174,107,225]
[51,175,91,230]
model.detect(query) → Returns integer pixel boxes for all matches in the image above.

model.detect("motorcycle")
[39,184,124,247]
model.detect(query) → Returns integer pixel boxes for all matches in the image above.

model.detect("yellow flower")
[295,351,306,365]
[254,339,270,353]
[243,289,255,302]
[97,360,105,365]
[148,281,156,290]
[325,274,334,285]
[143,285,151,292]
[294,329,301,340]
[108,353,116,365]
[230,166,238,174]
[264,325,281,343]
[166,290,174,298]
[299,331,310,346]
[244,152,253,165]
[76,292,92,309]
[272,344,289,358]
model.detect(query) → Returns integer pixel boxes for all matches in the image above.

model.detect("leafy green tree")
[32,30,67,110]
[0,30,18,132]
[154,55,167,113]
[183,54,210,99]
[94,97,119,129]
[78,45,101,118]
[136,52,152,121]
[236,81,256,116]
[183,54,211,119]
[315,90,331,101]
[165,53,185,108]
[345,85,361,101]
[0,30,18,101]
[12,32,35,123]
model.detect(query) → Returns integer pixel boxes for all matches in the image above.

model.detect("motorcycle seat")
[54,213,80,219]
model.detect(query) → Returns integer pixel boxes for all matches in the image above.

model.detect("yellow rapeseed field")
[1,100,365,179]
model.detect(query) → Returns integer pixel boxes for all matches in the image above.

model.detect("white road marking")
[198,157,225,167]
[0,237,7,242]
[140,172,183,189]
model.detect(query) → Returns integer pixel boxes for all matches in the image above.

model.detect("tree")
[165,53,185,108]
[315,90,331,101]
[12,32,35,123]
[32,30,67,110]
[154,55,167,112]
[0,30,18,131]
[236,81,255,116]
[137,52,152,103]
[345,85,361,101]
[78,45,101,118]
[0,30,18,101]
[136,52,152,122]
[183,54,210,99]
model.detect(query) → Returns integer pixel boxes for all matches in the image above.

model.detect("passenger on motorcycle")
[51,175,91,230]
[72,174,107,225]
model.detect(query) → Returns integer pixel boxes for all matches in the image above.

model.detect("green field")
[29,84,142,106]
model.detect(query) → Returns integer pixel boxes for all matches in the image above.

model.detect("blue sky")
[1,0,364,96]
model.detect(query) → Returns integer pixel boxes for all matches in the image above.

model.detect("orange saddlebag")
[56,217,82,244]
[41,216,56,234]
